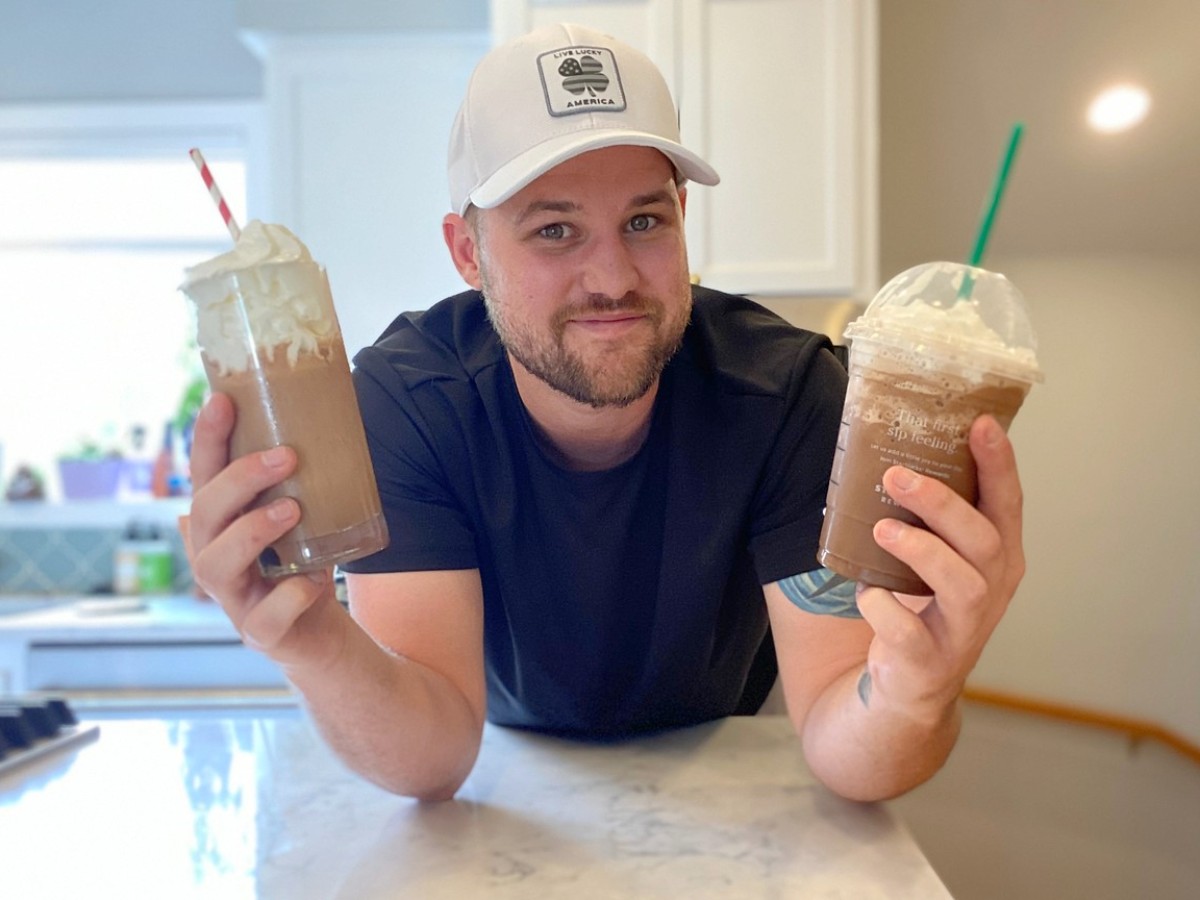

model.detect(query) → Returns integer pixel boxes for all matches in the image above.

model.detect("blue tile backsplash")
[0,525,193,594]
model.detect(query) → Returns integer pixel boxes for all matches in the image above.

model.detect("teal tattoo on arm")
[857,668,872,708]
[776,568,862,618]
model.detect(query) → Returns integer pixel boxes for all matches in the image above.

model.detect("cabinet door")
[681,0,874,297]
[249,34,488,354]
[492,1,673,60]
[491,0,877,299]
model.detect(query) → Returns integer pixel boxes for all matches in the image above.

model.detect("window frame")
[0,100,263,182]
[0,101,264,504]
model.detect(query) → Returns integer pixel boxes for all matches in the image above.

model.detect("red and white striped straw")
[189,147,242,242]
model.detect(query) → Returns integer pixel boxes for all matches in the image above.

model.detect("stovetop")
[0,696,98,777]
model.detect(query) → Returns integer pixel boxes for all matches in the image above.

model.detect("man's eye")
[629,214,658,232]
[538,223,567,240]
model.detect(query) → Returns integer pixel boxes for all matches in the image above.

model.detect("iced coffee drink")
[180,221,388,576]
[818,262,1042,595]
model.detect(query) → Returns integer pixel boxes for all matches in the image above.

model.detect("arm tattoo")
[857,668,873,708]
[776,568,862,618]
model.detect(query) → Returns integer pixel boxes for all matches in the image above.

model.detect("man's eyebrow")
[514,190,674,225]
[514,199,579,225]
[629,189,674,208]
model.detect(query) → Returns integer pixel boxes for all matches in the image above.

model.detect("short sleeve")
[337,355,479,574]
[748,346,847,585]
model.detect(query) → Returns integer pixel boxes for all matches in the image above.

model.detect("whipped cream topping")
[869,295,1026,355]
[845,261,1041,379]
[180,221,338,374]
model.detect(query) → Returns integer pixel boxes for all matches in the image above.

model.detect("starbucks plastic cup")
[179,221,388,578]
[817,261,1043,594]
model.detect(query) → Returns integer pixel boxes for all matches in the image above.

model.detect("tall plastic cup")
[818,261,1043,595]
[179,221,388,577]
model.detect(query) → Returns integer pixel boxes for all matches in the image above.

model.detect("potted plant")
[57,436,124,500]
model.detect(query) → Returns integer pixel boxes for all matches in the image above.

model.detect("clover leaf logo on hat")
[558,56,609,97]
[538,46,627,117]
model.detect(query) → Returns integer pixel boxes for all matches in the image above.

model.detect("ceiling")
[878,0,1200,274]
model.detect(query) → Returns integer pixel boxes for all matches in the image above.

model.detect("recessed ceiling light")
[1087,84,1151,133]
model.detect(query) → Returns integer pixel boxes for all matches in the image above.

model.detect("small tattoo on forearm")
[857,669,873,708]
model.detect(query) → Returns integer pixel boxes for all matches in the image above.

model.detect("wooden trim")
[963,686,1200,767]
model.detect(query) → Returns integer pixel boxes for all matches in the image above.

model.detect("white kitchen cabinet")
[241,31,490,355]
[491,0,878,299]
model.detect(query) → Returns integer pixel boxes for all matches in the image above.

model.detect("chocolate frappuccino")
[180,221,388,576]
[818,262,1043,595]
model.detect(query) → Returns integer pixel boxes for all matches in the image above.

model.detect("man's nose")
[579,234,639,300]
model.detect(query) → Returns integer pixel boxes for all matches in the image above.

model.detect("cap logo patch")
[538,46,626,116]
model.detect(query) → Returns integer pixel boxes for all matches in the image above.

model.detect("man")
[187,24,1027,803]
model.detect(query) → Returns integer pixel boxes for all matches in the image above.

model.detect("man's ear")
[678,184,688,218]
[443,212,483,289]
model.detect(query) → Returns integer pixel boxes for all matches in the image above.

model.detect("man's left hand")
[854,414,1026,724]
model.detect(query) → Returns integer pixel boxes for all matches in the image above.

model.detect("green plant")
[174,337,208,433]
[174,375,208,433]
[58,426,124,461]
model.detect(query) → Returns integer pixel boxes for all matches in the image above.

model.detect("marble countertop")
[0,712,951,898]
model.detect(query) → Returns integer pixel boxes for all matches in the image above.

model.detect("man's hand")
[186,392,345,672]
[855,414,1026,725]
[184,393,484,799]
[767,413,1028,800]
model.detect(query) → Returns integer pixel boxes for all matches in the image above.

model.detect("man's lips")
[572,312,644,324]
[567,312,647,336]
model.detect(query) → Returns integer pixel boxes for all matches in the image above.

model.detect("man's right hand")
[186,392,345,672]
[186,392,485,799]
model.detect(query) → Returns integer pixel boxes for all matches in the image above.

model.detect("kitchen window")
[0,102,259,502]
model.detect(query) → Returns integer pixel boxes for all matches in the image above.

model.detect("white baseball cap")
[447,22,720,215]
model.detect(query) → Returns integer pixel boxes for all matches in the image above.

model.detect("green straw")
[959,122,1025,298]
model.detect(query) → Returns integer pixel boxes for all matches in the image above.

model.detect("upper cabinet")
[492,0,879,300]
[242,31,490,355]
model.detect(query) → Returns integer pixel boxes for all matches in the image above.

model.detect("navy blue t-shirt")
[343,287,847,739]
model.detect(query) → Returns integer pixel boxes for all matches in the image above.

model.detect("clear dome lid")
[844,261,1043,382]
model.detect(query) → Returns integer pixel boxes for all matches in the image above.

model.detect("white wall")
[0,0,262,101]
[0,0,489,104]
[969,253,1200,743]
[236,0,487,33]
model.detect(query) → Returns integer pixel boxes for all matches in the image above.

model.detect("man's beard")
[480,271,691,409]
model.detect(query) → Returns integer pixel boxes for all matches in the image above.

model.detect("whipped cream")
[845,261,1041,379]
[180,221,338,374]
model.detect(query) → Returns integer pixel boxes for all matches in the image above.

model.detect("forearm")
[798,665,962,802]
[282,598,483,800]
